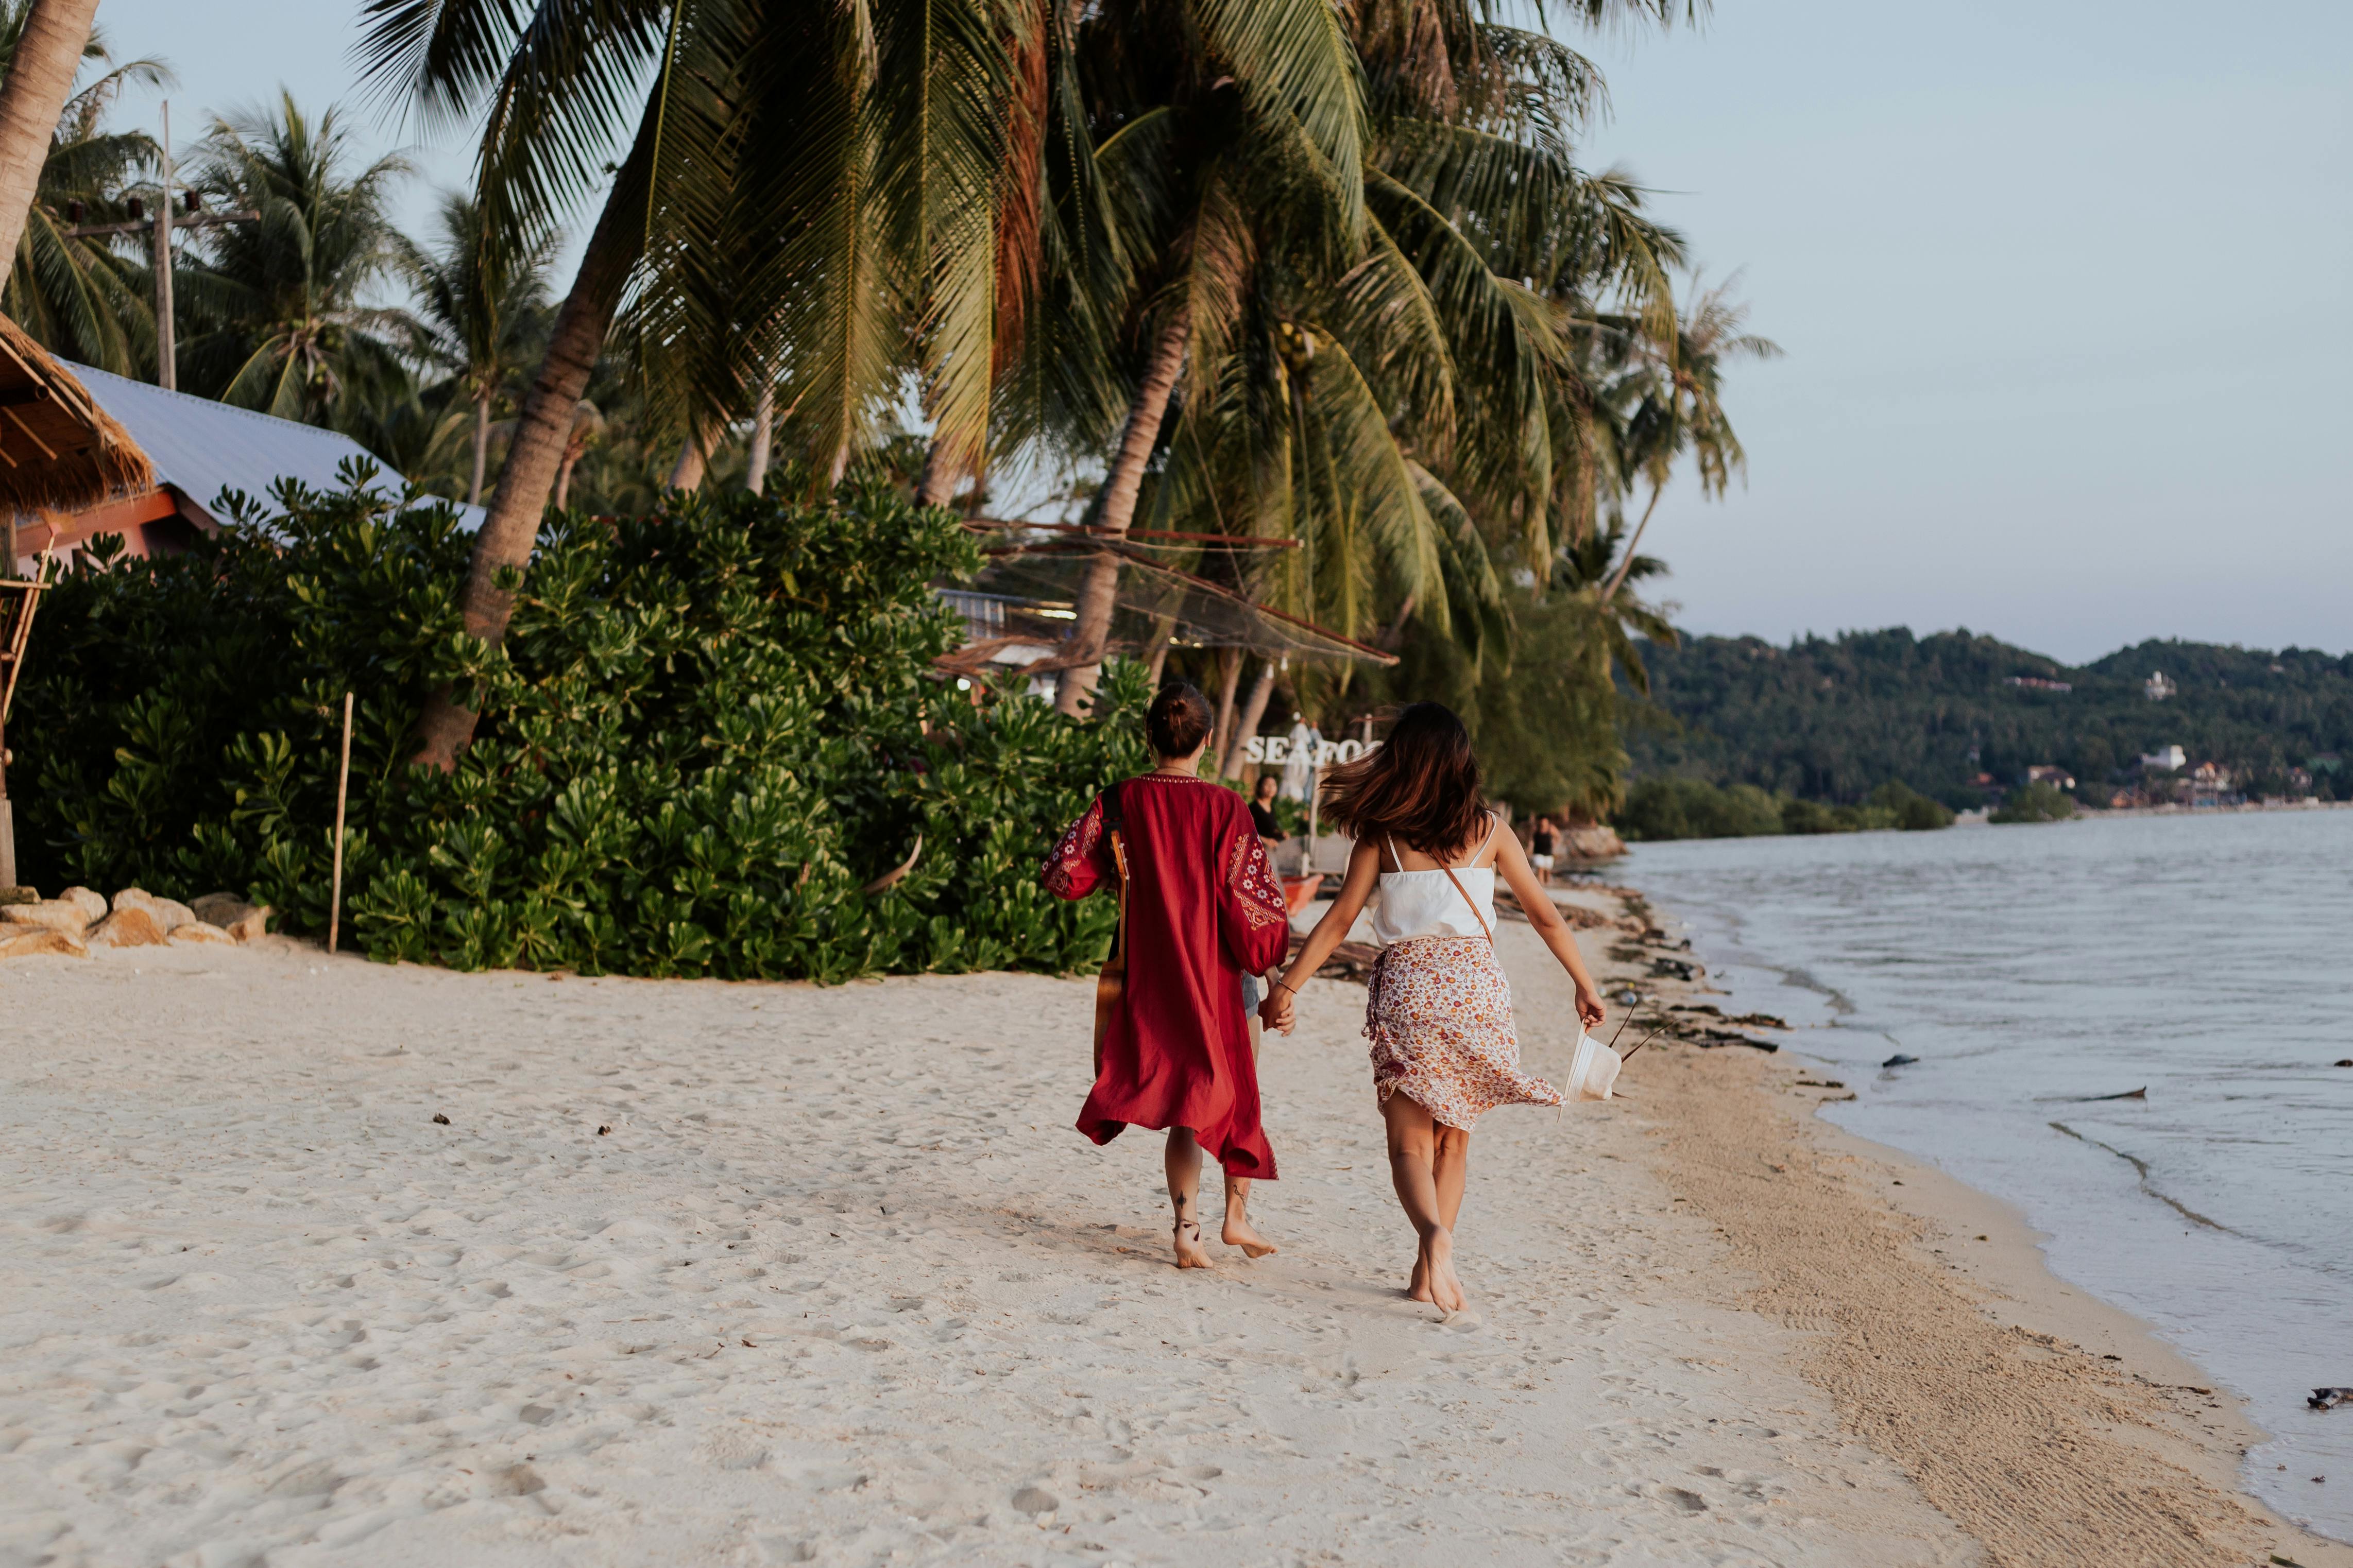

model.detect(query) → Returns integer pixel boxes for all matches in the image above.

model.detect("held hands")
[1259,980,1297,1036]
[1574,983,1607,1031]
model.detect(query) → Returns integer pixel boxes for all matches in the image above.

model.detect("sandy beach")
[2,894,2344,1568]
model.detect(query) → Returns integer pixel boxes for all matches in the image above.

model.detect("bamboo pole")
[0,546,55,889]
[327,691,352,953]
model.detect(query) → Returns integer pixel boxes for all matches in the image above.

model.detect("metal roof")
[61,361,483,529]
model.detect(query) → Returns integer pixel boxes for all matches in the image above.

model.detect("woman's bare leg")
[1221,1174,1277,1256]
[1165,1129,1213,1268]
[1382,1092,1465,1312]
[1223,978,1277,1256]
[1433,1124,1471,1232]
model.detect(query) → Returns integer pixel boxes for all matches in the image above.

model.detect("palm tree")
[1554,511,1676,688]
[1,10,169,375]
[1047,0,1696,711]
[1039,0,1373,715]
[174,94,423,430]
[0,0,101,267]
[359,0,1042,768]
[1597,272,1778,602]
[552,398,604,510]
[397,191,558,504]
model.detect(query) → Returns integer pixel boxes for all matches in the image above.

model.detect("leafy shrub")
[1989,781,2075,824]
[1615,777,1785,841]
[1779,797,1856,835]
[1866,779,1956,830]
[14,469,1147,978]
[1617,775,1954,841]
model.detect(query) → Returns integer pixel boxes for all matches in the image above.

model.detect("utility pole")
[152,101,174,389]
[62,102,256,390]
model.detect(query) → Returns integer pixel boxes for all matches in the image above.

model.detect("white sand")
[1,928,1987,1566]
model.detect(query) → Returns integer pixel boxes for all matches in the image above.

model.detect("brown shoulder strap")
[1438,865,1493,943]
[1104,781,1131,966]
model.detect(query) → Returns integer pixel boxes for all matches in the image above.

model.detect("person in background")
[1261,703,1607,1313]
[1530,816,1558,886]
[1278,713,1319,801]
[1043,682,1294,1268]
[1250,773,1284,854]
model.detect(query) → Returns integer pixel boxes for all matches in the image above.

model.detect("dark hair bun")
[1146,681,1214,759]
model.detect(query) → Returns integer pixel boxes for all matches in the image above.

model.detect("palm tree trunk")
[1054,313,1191,716]
[668,431,707,493]
[554,450,579,511]
[1208,646,1242,766]
[1141,614,1176,690]
[1599,483,1664,605]
[1220,658,1278,779]
[0,0,100,267]
[467,390,491,506]
[744,383,774,495]
[914,435,957,508]
[409,103,657,772]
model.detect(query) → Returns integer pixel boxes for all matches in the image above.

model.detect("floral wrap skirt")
[1365,936,1563,1131]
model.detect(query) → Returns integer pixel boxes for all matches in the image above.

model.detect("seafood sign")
[1241,735,1379,766]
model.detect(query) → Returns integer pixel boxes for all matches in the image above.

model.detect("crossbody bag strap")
[1438,864,1493,944]
[1104,781,1130,966]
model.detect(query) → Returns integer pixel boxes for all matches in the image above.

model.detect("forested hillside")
[1624,629,2353,806]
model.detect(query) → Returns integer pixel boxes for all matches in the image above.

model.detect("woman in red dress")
[1043,682,1295,1268]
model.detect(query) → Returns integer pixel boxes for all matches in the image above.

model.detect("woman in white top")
[1263,703,1608,1313]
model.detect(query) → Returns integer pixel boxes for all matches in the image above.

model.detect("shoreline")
[1562,876,2353,1567]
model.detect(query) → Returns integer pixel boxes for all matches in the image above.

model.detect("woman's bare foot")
[1173,1220,1213,1269]
[1406,1253,1434,1302]
[1221,1212,1278,1258]
[1418,1227,1467,1313]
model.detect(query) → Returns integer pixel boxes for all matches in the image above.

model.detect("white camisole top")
[1368,813,1502,946]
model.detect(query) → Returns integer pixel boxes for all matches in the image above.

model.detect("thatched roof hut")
[0,312,152,512]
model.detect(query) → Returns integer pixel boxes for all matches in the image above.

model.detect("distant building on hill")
[2186,761,2238,808]
[2025,764,2075,790]
[2144,670,2177,701]
[2004,675,2073,693]
[2139,745,2186,771]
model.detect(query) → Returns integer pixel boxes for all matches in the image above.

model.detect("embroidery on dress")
[1227,831,1288,929]
[1042,798,1105,898]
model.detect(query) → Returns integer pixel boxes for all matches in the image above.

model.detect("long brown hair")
[1319,702,1487,858]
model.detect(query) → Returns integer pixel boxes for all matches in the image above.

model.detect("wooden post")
[154,101,175,391]
[0,549,57,889]
[1306,737,1321,867]
[327,691,352,953]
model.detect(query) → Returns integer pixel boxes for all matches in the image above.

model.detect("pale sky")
[1584,0,2352,662]
[94,1,2353,665]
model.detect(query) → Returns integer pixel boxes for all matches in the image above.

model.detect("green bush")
[1779,797,1857,835]
[14,469,1146,978]
[1615,777,1786,841]
[1866,779,1956,831]
[1616,775,1955,841]
[1989,781,2075,824]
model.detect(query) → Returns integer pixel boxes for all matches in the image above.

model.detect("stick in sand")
[327,691,352,954]
[1617,1023,1670,1064]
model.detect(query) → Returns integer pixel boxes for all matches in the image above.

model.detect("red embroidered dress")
[1044,774,1293,1177]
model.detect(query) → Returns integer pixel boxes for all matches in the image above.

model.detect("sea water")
[1623,808,2352,1541]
